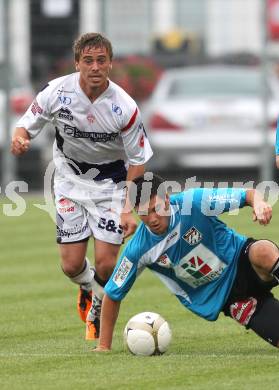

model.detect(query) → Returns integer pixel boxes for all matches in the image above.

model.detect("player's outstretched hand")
[252,199,272,225]
[11,136,30,156]
[121,211,137,239]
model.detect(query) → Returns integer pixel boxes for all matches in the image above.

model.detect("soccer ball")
[123,312,172,356]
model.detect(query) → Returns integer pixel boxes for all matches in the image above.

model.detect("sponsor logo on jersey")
[183,226,202,245]
[58,96,72,105]
[31,100,43,116]
[58,107,73,121]
[112,103,122,115]
[166,231,178,243]
[57,89,75,94]
[208,194,232,202]
[113,256,133,287]
[64,124,119,142]
[156,253,171,268]
[208,193,240,207]
[174,243,227,288]
[87,113,95,123]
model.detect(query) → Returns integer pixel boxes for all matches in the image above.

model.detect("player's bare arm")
[11,127,31,156]
[121,163,145,238]
[245,189,272,225]
[276,155,279,169]
[94,294,121,351]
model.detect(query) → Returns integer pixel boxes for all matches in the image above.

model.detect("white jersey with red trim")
[16,72,153,175]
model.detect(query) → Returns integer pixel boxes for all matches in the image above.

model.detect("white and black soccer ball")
[123,312,172,356]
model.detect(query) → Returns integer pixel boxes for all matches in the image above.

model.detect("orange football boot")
[77,288,92,323]
[85,318,100,340]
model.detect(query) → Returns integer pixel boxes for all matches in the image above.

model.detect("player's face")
[76,45,112,97]
[137,195,170,235]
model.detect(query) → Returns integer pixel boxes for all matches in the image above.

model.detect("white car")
[144,66,278,172]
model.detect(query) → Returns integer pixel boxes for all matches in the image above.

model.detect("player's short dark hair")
[131,173,167,208]
[73,32,113,62]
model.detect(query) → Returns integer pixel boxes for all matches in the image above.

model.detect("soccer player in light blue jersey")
[95,174,279,351]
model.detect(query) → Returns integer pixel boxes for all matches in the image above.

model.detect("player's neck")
[79,79,109,102]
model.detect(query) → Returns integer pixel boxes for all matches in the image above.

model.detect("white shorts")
[54,174,125,245]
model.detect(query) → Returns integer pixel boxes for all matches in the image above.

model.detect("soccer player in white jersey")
[10,33,153,340]
[95,174,279,351]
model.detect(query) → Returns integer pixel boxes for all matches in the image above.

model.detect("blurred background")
[1,0,279,190]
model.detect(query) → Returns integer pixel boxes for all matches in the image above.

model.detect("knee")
[59,242,87,277]
[249,240,279,271]
[60,254,85,277]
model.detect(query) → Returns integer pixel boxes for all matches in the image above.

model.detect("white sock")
[70,258,94,291]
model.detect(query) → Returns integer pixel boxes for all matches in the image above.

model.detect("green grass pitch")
[0,196,278,390]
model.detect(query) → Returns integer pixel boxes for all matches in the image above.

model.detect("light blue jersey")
[276,120,279,155]
[105,188,248,321]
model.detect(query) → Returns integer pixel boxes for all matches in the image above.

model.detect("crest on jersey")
[112,103,122,115]
[87,113,95,123]
[156,253,171,268]
[183,226,202,245]
[31,100,43,116]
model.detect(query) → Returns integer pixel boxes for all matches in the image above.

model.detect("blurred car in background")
[143,66,279,173]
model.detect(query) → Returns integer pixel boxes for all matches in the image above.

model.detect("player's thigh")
[87,190,124,247]
[55,191,92,275]
[89,207,123,279]
[59,240,89,275]
[94,238,121,280]
[86,180,124,244]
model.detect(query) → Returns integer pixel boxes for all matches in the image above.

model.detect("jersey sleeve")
[276,119,279,155]
[104,242,142,301]
[200,188,246,215]
[121,107,153,165]
[16,83,53,139]
[181,188,247,216]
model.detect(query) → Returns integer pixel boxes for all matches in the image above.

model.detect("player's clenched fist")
[246,189,272,226]
[11,134,30,155]
[252,200,272,226]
